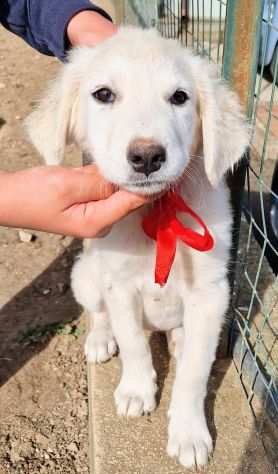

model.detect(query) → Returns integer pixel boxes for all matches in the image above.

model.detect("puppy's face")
[80,34,198,195]
[26,28,249,189]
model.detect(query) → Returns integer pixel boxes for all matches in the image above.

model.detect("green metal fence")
[229,0,278,446]
[123,0,278,463]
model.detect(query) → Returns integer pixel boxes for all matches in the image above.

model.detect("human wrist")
[67,10,117,47]
[0,170,21,227]
[0,167,50,229]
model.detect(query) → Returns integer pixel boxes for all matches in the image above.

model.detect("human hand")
[0,165,147,238]
[67,10,118,48]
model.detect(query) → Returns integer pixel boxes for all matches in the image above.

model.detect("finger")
[81,190,147,236]
[72,166,115,201]
[95,225,113,238]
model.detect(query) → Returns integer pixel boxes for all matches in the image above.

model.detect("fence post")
[223,0,263,118]
[222,0,264,355]
[223,0,263,264]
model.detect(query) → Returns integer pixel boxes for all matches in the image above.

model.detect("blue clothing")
[0,1,111,61]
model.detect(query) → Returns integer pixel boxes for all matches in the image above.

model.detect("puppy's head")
[26,27,249,193]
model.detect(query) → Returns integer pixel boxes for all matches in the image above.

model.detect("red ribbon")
[142,191,214,286]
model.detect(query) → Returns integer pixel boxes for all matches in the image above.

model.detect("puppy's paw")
[167,411,213,469]
[114,371,157,417]
[85,328,117,363]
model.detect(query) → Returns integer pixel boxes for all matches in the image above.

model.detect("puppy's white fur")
[26,27,249,469]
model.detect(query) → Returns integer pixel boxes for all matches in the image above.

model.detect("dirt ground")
[0,27,89,473]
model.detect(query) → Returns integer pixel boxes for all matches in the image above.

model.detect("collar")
[142,191,214,286]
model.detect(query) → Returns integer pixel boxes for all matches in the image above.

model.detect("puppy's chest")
[92,223,194,285]
[92,216,156,277]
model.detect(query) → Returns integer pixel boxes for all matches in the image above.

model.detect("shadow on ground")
[0,240,83,387]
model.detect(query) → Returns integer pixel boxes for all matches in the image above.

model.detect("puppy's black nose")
[127,139,166,177]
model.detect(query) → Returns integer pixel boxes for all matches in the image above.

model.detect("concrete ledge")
[88,332,270,474]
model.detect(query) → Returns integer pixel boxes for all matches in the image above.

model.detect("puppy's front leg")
[106,286,157,417]
[167,279,229,469]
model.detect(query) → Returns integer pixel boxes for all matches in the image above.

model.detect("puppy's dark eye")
[169,90,189,106]
[92,88,115,104]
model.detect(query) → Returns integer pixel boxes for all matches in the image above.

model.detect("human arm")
[0,0,115,60]
[0,3,132,237]
[0,165,146,238]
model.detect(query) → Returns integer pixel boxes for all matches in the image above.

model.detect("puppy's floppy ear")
[191,57,250,186]
[25,57,83,165]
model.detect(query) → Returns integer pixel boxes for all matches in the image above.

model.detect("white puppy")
[26,27,249,469]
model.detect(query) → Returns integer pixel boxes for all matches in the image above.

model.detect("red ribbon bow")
[142,191,214,286]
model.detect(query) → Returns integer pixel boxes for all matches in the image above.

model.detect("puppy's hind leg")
[71,255,117,363]
[166,327,184,363]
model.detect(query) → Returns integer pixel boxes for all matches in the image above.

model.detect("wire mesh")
[123,0,278,460]
[123,0,158,27]
[157,0,227,66]
[229,0,278,453]
[123,1,227,64]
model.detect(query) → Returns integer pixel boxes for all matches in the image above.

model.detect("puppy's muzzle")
[127,139,166,177]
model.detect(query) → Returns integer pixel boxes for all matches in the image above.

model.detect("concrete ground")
[88,340,273,474]
[87,7,278,473]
